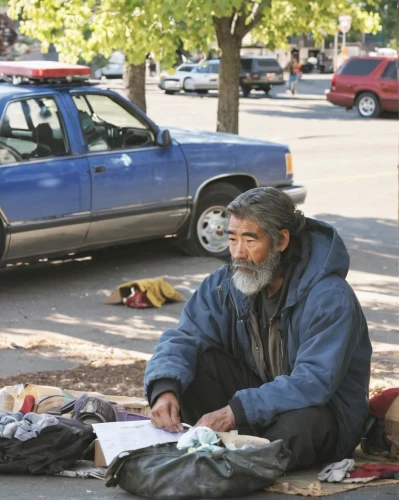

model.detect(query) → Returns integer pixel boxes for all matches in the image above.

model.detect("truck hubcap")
[197,206,229,254]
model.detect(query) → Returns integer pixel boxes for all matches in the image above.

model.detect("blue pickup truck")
[0,62,306,262]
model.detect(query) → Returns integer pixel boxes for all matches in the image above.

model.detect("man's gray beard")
[232,248,281,296]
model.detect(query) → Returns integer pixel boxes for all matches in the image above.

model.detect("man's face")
[227,215,281,296]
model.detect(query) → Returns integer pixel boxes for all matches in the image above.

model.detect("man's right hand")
[150,392,184,432]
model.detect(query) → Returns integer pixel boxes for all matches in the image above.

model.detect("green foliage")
[8,0,210,67]
[365,0,397,45]
[9,0,381,67]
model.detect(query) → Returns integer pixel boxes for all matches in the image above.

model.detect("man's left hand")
[194,405,236,432]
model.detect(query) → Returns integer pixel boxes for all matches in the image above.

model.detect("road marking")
[302,171,396,184]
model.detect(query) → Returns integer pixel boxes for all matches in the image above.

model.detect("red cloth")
[369,388,399,419]
[19,395,35,414]
[349,463,399,479]
[125,289,153,309]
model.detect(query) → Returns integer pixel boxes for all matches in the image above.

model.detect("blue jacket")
[145,218,372,459]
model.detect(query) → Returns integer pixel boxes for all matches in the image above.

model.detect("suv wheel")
[183,78,195,92]
[180,182,242,258]
[356,92,381,118]
[241,84,251,97]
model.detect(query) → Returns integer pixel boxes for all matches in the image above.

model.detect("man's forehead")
[227,216,264,235]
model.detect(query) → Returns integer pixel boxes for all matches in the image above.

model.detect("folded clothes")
[177,426,222,453]
[0,411,58,441]
[318,459,355,482]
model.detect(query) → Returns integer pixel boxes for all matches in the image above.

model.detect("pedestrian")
[286,54,301,95]
[145,187,371,471]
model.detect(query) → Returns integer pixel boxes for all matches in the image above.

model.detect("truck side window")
[72,94,155,152]
[0,97,68,164]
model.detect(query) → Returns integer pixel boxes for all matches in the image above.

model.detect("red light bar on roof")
[0,61,90,79]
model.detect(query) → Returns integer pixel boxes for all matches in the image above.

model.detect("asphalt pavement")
[0,74,397,499]
[0,474,397,500]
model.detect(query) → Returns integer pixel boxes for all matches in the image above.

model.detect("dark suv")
[240,56,284,97]
[326,56,398,118]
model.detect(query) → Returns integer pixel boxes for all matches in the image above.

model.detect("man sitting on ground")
[144,187,371,470]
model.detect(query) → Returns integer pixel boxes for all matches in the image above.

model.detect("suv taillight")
[331,74,337,91]
[250,72,260,79]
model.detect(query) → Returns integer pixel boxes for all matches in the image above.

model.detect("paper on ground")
[93,420,186,466]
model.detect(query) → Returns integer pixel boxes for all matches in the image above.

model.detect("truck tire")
[356,92,381,118]
[180,182,242,258]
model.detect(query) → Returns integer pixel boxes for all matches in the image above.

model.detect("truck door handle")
[93,165,106,173]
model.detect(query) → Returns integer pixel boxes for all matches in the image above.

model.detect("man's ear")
[278,229,290,252]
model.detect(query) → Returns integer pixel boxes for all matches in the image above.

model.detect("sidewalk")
[0,473,397,499]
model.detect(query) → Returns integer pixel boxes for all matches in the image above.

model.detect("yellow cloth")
[104,277,181,308]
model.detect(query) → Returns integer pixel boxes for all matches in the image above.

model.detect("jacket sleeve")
[234,286,366,426]
[144,272,228,398]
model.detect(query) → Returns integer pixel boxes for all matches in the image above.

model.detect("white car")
[159,63,198,94]
[94,51,125,79]
[162,60,220,94]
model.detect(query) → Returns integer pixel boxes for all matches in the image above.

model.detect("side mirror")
[156,129,172,148]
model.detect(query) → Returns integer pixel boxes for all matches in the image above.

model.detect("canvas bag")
[105,440,291,499]
[0,417,95,475]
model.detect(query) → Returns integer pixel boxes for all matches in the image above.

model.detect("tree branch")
[242,0,271,37]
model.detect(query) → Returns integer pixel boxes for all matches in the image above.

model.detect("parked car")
[326,56,398,118]
[93,51,125,79]
[158,63,199,94]
[240,56,285,97]
[0,61,306,263]
[177,59,220,93]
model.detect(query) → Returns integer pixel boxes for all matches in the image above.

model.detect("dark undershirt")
[256,286,282,381]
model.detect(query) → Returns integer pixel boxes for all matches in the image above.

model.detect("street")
[0,74,397,499]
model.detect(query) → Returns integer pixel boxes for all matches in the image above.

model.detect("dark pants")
[180,349,338,470]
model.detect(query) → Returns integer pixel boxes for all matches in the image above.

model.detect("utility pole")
[338,15,351,63]
[333,32,338,71]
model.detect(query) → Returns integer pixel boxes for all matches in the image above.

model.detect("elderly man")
[144,187,371,469]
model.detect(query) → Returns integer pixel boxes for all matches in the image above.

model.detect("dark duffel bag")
[0,417,95,475]
[105,440,291,499]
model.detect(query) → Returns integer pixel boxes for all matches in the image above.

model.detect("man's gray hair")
[227,187,306,246]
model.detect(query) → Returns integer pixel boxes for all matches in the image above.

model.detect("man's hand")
[150,392,184,432]
[195,405,236,432]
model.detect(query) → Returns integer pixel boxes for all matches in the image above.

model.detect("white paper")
[93,420,187,466]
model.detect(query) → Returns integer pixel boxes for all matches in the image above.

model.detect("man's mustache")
[232,260,260,272]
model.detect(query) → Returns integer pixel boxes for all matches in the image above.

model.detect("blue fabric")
[144,218,371,460]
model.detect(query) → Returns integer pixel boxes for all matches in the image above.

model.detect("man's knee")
[261,406,337,470]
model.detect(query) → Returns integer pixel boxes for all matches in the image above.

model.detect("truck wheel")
[180,183,242,258]
[356,92,381,118]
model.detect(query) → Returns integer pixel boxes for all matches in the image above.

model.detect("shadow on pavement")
[244,105,397,121]
[313,214,397,277]
[0,240,224,364]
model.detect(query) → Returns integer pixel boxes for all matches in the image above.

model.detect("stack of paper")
[93,420,187,466]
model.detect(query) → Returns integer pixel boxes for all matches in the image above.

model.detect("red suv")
[326,56,397,118]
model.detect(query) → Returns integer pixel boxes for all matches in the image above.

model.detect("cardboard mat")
[266,452,398,496]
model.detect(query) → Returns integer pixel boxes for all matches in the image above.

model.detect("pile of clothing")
[0,412,58,441]
[0,383,150,476]
[318,458,399,484]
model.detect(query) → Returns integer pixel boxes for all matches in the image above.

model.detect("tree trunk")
[214,17,242,134]
[124,62,146,113]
